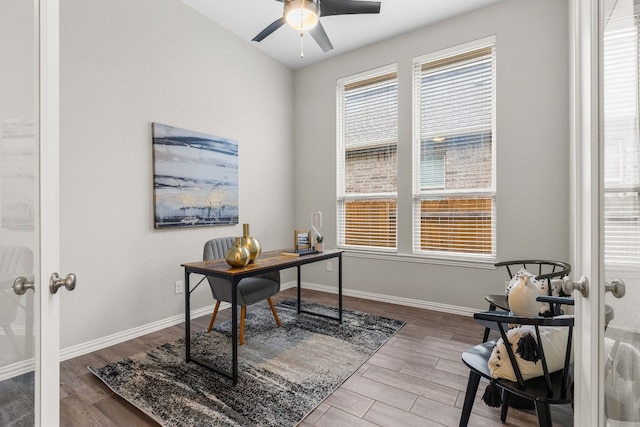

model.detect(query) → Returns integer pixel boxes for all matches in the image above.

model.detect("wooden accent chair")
[203,237,281,345]
[459,296,575,427]
[482,260,572,343]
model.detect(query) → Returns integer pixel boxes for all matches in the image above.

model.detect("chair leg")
[240,306,246,346]
[482,303,497,342]
[500,390,511,422]
[207,301,221,333]
[482,327,491,343]
[534,401,553,427]
[459,371,481,427]
[267,297,282,327]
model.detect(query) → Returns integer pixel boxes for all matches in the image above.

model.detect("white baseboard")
[0,358,34,382]
[291,281,478,317]
[58,281,475,361]
[0,282,476,381]
[59,304,217,362]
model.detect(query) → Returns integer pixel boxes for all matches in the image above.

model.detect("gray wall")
[56,0,571,351]
[292,0,571,310]
[59,0,294,348]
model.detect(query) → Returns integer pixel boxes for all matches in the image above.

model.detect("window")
[412,37,496,260]
[603,13,640,266]
[337,66,398,250]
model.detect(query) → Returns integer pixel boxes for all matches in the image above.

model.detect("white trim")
[59,284,293,362]
[571,0,602,425]
[0,358,35,383]
[0,282,481,372]
[297,281,478,317]
[336,63,398,86]
[1,303,236,382]
[412,34,497,65]
[58,283,302,361]
[411,36,497,262]
[38,0,60,425]
[337,192,397,200]
[0,326,26,335]
[59,305,216,361]
[342,249,496,270]
[336,65,399,251]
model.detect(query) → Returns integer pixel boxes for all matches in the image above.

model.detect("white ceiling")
[182,0,502,69]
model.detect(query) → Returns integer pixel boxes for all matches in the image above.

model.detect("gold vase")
[225,237,250,267]
[242,223,262,263]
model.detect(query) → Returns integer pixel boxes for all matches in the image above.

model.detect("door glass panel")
[602,0,640,424]
[0,0,37,425]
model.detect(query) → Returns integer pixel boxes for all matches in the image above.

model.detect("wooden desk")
[181,249,343,384]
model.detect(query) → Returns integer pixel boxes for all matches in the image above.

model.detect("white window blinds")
[337,67,398,250]
[412,38,496,260]
[603,14,640,266]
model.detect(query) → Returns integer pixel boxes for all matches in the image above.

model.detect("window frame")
[336,64,399,252]
[603,13,640,267]
[411,36,497,263]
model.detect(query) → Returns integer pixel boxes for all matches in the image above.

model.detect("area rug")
[89,299,405,427]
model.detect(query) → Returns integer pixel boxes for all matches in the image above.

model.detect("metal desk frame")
[182,249,343,385]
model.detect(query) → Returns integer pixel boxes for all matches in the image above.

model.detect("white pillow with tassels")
[488,320,574,382]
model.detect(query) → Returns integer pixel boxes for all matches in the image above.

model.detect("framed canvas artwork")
[152,122,238,228]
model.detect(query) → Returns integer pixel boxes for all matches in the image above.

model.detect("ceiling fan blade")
[310,21,333,52]
[321,0,381,16]
[252,17,286,42]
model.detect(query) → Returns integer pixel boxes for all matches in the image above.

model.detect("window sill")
[340,248,496,270]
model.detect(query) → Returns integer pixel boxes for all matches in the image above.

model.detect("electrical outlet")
[326,262,333,272]
[175,280,184,294]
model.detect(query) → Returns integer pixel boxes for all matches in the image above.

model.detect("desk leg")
[296,254,343,323]
[184,270,191,362]
[184,273,239,384]
[338,253,343,323]
[297,265,302,314]
[231,280,238,385]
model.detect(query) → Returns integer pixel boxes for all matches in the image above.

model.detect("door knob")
[562,275,589,298]
[605,279,625,299]
[49,272,76,294]
[13,276,35,295]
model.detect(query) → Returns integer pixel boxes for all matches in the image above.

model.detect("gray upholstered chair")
[203,237,281,345]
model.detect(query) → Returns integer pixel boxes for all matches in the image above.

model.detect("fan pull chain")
[299,6,305,58]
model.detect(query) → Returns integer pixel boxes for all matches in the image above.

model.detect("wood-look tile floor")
[59,288,573,426]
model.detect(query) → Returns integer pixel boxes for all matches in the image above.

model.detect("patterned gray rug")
[90,299,404,427]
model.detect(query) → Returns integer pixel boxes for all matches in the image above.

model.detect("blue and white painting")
[152,123,238,228]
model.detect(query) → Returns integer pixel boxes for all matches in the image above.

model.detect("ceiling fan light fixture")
[284,0,320,31]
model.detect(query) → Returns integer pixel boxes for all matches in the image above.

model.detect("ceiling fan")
[252,0,382,53]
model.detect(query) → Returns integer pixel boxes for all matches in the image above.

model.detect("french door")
[0,0,61,426]
[572,0,640,425]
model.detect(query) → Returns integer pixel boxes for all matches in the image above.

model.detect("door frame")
[37,0,60,425]
[31,0,606,425]
[570,0,604,425]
